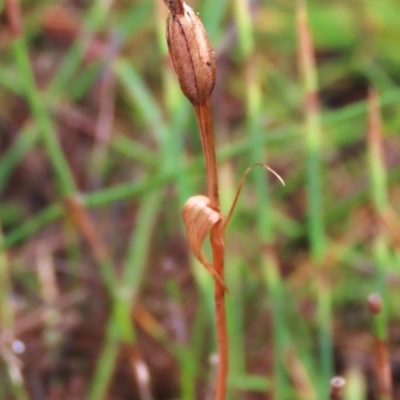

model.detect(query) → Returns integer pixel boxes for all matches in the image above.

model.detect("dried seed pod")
[165,0,216,106]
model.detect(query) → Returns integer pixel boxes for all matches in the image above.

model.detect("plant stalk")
[194,101,228,400]
[194,102,219,209]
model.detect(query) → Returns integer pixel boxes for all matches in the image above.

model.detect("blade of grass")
[233,0,289,397]
[366,91,393,400]
[366,89,391,318]
[2,66,399,201]
[64,197,147,397]
[367,90,389,217]
[86,322,120,400]
[114,60,169,148]
[166,279,198,400]
[89,53,170,399]
[0,125,39,194]
[200,0,230,43]
[297,2,332,396]
[47,0,113,98]
[0,224,29,400]
[8,0,75,196]
[87,191,161,400]
[0,64,23,94]
[8,15,153,390]
[227,375,271,392]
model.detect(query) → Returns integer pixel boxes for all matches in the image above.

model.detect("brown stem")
[194,100,227,400]
[194,100,219,211]
[373,337,393,399]
[210,221,228,400]
[5,0,22,38]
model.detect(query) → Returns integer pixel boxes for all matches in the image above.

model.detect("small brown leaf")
[182,195,228,292]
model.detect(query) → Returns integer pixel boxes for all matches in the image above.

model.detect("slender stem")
[210,221,227,400]
[297,1,332,395]
[194,100,227,400]
[194,101,219,210]
[368,294,393,400]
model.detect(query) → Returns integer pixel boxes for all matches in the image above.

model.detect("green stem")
[297,1,332,395]
[233,0,288,396]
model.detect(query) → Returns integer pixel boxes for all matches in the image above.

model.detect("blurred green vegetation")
[0,0,400,399]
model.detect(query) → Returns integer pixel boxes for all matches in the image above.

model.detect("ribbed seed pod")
[164,0,216,106]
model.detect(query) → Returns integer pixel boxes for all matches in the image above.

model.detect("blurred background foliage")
[0,0,400,399]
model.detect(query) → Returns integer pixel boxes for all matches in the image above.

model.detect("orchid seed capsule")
[164,0,216,106]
